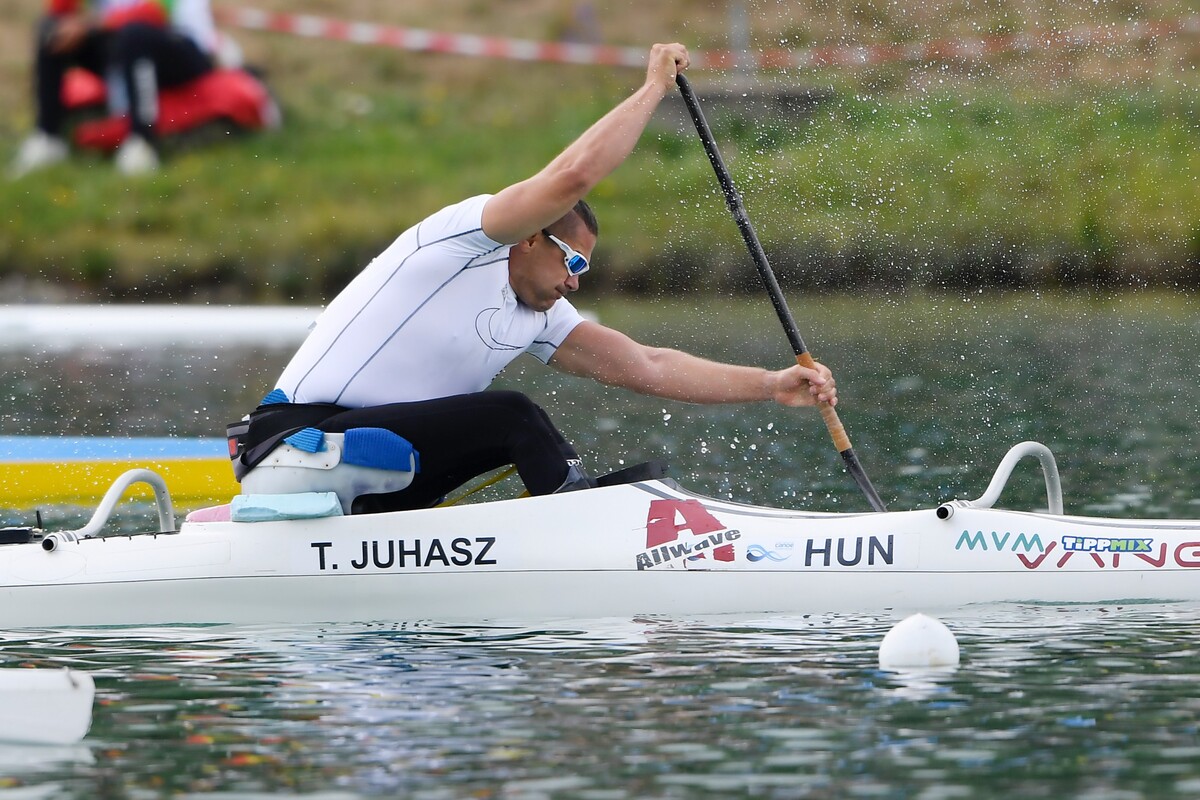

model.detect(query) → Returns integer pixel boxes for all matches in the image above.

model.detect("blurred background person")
[10,0,216,178]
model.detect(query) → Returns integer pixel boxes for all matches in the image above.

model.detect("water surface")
[4,292,1199,518]
[1,293,1199,797]
[2,605,1199,798]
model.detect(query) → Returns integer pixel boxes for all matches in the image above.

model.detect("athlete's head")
[509,201,598,312]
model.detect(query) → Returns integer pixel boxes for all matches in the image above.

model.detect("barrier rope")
[215,6,1198,71]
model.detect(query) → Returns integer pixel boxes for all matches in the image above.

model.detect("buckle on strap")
[234,426,307,481]
[226,419,250,462]
[226,418,311,482]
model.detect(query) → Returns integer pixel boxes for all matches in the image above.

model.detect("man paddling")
[234,42,838,513]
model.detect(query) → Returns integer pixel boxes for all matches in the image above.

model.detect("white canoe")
[1,441,1197,627]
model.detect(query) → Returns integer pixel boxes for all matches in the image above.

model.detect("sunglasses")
[543,231,590,277]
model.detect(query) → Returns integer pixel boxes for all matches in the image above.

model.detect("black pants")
[35,17,212,140]
[242,391,580,513]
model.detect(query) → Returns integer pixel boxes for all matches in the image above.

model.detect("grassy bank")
[0,1,1197,301]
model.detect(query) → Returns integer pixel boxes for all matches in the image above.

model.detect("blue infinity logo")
[746,545,790,563]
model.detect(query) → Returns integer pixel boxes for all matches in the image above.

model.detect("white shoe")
[114,135,159,175]
[8,132,68,179]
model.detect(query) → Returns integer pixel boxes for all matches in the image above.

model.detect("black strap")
[227,402,347,481]
[595,460,670,488]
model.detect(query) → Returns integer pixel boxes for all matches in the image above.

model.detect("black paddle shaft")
[675,73,887,513]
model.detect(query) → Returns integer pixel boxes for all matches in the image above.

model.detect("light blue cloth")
[231,492,343,522]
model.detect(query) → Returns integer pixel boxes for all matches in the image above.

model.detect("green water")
[530,291,1200,517]
[3,292,1199,518]
[1,293,1199,797]
[2,607,1199,798]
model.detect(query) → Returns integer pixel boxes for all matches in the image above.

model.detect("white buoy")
[879,613,960,669]
[0,668,94,745]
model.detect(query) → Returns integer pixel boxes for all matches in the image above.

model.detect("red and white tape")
[215,7,1199,71]
[214,7,646,68]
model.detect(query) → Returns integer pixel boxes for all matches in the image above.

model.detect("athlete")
[10,0,216,177]
[233,42,838,513]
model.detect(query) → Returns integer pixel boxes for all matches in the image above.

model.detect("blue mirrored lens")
[566,255,588,276]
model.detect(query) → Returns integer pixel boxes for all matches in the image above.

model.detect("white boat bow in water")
[1,442,1197,627]
[0,668,94,745]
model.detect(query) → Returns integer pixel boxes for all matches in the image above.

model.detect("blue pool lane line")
[0,436,228,462]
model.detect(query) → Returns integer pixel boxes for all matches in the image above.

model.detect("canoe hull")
[2,480,1198,627]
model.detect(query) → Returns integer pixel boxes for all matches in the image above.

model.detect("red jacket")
[48,0,170,31]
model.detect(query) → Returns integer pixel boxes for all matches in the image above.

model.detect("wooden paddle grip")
[796,352,852,453]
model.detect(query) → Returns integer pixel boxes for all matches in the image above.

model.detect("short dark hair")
[572,199,599,237]
[548,199,599,240]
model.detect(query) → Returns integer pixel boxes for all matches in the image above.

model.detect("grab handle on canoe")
[42,469,176,552]
[935,441,1063,519]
